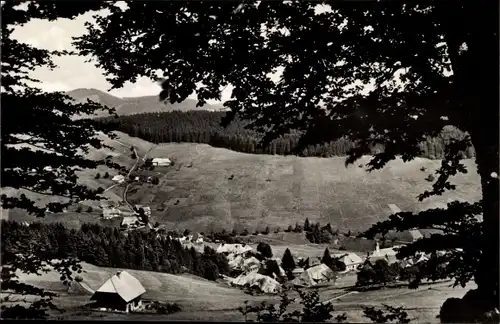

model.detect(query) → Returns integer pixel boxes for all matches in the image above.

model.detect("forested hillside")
[96,111,475,159]
[1,221,229,281]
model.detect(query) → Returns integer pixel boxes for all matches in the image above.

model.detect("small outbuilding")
[152,158,171,166]
[90,271,146,312]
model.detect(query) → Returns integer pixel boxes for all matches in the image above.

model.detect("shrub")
[75,275,83,283]
[76,205,82,213]
[149,301,182,315]
[239,288,340,322]
[262,226,270,235]
[103,172,110,179]
[425,174,435,182]
[362,304,410,323]
[95,173,100,179]
[152,177,160,185]
[241,229,249,236]
[86,206,93,213]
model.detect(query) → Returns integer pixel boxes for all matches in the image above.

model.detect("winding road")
[109,138,154,213]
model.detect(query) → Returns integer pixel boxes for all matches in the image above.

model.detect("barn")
[152,158,171,166]
[90,271,146,312]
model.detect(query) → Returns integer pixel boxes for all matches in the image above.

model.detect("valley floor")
[11,260,473,323]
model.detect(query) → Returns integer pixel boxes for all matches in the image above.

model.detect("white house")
[112,175,126,183]
[292,264,336,287]
[152,158,171,166]
[333,252,364,272]
[102,207,121,219]
[217,243,253,255]
[369,242,402,264]
[121,216,139,227]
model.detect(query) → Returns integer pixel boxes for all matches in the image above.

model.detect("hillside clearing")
[5,131,481,234]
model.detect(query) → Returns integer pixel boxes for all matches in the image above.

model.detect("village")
[80,226,437,315]
[78,155,445,315]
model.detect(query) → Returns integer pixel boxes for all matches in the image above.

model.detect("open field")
[116,132,480,233]
[15,261,276,320]
[4,131,481,234]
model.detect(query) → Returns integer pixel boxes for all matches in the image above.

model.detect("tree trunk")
[449,1,499,313]
[470,130,499,311]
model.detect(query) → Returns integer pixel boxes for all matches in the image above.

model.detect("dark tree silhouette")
[1,2,115,319]
[321,248,334,269]
[76,1,498,320]
[281,248,296,274]
[304,218,311,232]
[257,242,273,259]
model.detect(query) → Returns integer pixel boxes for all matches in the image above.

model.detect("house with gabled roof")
[90,271,146,312]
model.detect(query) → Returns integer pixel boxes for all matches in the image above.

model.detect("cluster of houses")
[100,202,153,231]
[206,234,432,295]
[74,229,434,314]
[111,174,156,184]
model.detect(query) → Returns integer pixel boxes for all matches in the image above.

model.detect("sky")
[11,9,169,99]
[10,3,338,101]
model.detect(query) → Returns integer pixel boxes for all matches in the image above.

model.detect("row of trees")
[95,112,475,160]
[1,221,229,281]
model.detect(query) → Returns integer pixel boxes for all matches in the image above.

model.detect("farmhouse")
[333,252,364,272]
[242,256,261,273]
[151,158,171,166]
[292,264,336,287]
[121,216,139,227]
[102,207,121,219]
[232,272,281,294]
[369,242,401,264]
[216,243,253,255]
[90,271,146,312]
[112,175,126,183]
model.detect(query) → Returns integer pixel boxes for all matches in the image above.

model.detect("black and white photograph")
[1,1,498,322]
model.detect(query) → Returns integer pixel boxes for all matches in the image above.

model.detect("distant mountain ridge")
[65,88,228,118]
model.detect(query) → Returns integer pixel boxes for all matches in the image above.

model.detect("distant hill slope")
[5,131,481,233]
[65,88,227,118]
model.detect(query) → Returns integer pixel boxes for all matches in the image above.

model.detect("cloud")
[109,77,162,98]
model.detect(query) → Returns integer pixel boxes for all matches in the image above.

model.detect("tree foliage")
[239,288,338,323]
[281,248,296,274]
[0,1,122,319]
[75,2,498,318]
[1,221,230,281]
[257,242,273,259]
